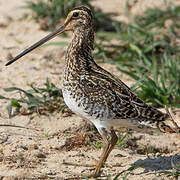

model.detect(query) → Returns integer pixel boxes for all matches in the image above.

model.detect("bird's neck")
[72,27,94,53]
[65,27,95,73]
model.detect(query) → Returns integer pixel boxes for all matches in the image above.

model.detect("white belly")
[63,89,90,119]
[62,89,156,133]
[62,89,114,130]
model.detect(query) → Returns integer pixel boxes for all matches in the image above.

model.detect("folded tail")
[156,113,180,133]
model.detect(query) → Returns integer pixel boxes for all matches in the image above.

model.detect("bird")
[5,5,176,178]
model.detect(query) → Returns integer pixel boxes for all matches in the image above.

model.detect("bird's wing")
[81,63,168,122]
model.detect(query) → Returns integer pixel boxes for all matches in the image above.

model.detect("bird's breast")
[62,87,115,122]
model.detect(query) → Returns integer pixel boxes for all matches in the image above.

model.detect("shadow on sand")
[132,154,180,173]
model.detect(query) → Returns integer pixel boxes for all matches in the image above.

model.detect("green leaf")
[11,100,21,108]
[46,78,50,90]
[81,175,89,180]
[28,103,38,109]
[4,87,22,92]
[129,43,143,56]
[118,66,140,80]
[27,95,42,105]
[0,95,8,99]
[3,87,30,95]
[7,103,12,118]
[144,41,167,53]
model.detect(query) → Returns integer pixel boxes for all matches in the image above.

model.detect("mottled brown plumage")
[6,6,175,178]
[62,6,168,128]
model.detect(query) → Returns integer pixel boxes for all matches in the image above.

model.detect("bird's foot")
[65,170,103,179]
[80,170,103,178]
[62,160,105,178]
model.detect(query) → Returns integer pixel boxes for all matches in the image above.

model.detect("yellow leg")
[63,128,118,179]
[92,128,118,177]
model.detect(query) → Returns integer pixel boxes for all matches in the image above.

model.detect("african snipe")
[6,6,176,178]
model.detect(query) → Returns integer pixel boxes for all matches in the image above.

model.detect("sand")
[0,0,180,179]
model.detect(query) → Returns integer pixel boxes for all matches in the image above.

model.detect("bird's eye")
[72,12,79,17]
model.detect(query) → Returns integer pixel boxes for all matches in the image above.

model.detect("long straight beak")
[5,24,66,66]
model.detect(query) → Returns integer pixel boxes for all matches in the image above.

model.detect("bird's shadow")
[131,154,180,174]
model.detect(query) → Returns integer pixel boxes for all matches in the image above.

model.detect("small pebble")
[29,144,39,150]
[32,150,46,158]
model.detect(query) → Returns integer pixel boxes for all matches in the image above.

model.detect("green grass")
[119,53,180,107]
[92,140,103,149]
[26,0,92,30]
[0,79,69,117]
[116,131,132,148]
[94,5,180,108]
[25,0,117,31]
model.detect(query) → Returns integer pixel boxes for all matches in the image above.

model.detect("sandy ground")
[0,0,180,179]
